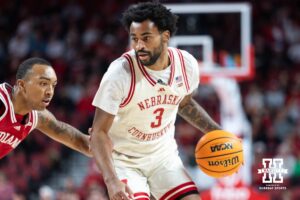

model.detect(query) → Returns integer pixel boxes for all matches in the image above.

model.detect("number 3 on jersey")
[150,108,164,128]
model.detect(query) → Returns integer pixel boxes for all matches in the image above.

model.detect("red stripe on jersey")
[29,111,38,133]
[120,54,136,108]
[159,182,196,200]
[0,84,16,123]
[136,58,156,86]
[176,49,190,92]
[168,49,175,86]
[134,192,149,197]
[0,91,8,121]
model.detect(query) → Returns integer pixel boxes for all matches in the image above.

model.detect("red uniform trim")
[120,54,136,108]
[168,49,175,86]
[0,90,8,122]
[160,181,197,200]
[134,192,150,199]
[136,57,156,86]
[176,49,190,93]
[0,84,16,123]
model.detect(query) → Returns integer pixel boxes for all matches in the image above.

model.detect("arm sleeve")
[92,58,130,115]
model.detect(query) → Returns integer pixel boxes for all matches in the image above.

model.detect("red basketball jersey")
[0,83,38,159]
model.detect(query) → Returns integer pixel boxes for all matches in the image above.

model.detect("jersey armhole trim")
[0,84,17,123]
[29,110,38,133]
[120,54,136,108]
[0,93,8,121]
[175,49,190,93]
[136,56,156,86]
[168,48,175,86]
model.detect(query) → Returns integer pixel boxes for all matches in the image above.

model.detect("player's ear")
[16,79,26,92]
[162,30,170,43]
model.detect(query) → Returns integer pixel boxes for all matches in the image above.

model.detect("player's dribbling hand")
[107,179,134,200]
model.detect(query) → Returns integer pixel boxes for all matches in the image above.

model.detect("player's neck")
[11,87,31,116]
[147,50,169,71]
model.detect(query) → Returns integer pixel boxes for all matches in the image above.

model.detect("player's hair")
[16,57,52,79]
[122,2,178,36]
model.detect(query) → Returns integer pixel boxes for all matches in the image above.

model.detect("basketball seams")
[196,150,243,160]
[195,136,241,153]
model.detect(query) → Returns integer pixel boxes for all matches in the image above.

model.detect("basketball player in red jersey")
[90,2,221,200]
[0,57,91,159]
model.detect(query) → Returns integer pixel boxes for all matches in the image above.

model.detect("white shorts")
[112,150,198,200]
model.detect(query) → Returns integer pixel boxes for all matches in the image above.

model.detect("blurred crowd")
[0,0,299,199]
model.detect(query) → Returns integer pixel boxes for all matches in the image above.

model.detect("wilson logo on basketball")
[195,130,244,178]
[208,156,239,168]
[210,142,233,152]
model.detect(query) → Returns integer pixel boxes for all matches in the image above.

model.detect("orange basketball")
[195,130,244,178]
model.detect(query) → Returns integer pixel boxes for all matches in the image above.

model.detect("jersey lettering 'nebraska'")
[0,132,21,148]
[137,94,182,111]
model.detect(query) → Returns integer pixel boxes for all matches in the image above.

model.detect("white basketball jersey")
[93,47,199,157]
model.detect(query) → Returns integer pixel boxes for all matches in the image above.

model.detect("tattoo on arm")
[178,98,221,133]
[38,111,89,154]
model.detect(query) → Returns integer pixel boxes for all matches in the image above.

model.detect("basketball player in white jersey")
[90,2,221,200]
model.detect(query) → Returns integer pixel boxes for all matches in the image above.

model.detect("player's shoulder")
[0,82,12,103]
[102,50,135,84]
[0,83,15,123]
[107,50,135,77]
[175,47,197,60]
[169,47,198,69]
[0,82,12,92]
[35,109,55,128]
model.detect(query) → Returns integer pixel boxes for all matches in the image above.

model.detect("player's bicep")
[37,110,79,141]
[91,107,115,135]
[179,94,190,108]
[37,110,92,156]
[36,110,72,142]
[36,110,72,139]
[92,80,123,115]
[179,92,195,109]
[36,110,56,132]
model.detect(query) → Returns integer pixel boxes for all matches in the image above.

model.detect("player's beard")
[136,40,164,67]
